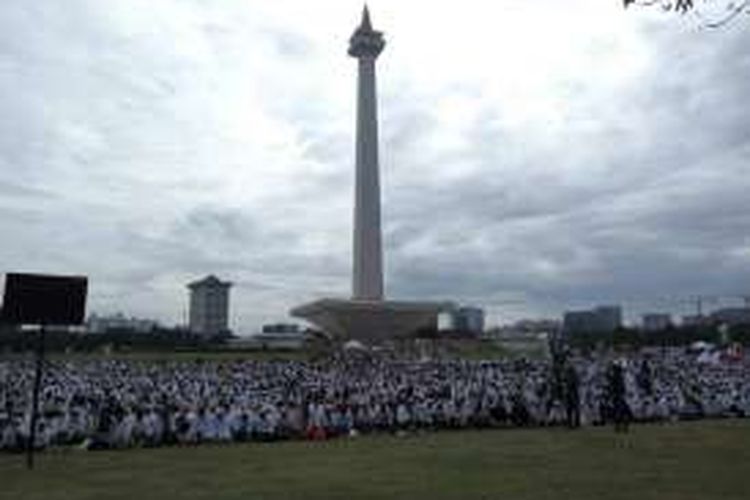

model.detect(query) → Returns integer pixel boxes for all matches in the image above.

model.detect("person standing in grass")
[564,363,581,429]
[607,360,631,433]
[396,401,411,432]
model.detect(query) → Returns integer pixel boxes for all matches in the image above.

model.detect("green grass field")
[2,420,749,500]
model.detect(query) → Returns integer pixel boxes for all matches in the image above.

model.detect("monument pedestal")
[291,298,452,342]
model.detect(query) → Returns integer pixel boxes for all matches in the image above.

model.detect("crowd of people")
[1,346,748,452]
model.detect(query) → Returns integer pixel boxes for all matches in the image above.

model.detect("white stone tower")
[349,6,385,301]
[290,7,452,341]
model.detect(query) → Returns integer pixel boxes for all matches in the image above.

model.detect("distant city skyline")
[1,1,749,332]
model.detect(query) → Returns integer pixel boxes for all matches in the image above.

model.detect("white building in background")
[87,313,158,334]
[253,323,309,350]
[226,323,310,351]
[642,313,672,332]
[188,275,232,338]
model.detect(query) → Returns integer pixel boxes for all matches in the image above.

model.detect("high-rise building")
[188,275,232,338]
[563,310,600,335]
[452,306,485,334]
[563,305,622,334]
[594,305,622,332]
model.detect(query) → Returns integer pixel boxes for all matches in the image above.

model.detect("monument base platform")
[290,298,453,342]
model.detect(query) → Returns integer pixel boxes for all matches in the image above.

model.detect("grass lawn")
[2,420,749,500]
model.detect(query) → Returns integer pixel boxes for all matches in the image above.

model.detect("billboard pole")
[26,325,46,470]
[1,273,88,470]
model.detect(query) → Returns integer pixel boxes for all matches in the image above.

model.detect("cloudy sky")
[1,0,748,331]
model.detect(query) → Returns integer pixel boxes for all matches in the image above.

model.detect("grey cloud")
[1,1,749,329]
[376,23,750,321]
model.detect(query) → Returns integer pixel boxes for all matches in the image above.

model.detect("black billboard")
[1,273,88,325]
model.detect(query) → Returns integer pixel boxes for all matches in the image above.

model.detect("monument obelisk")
[291,7,452,341]
[350,6,385,302]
